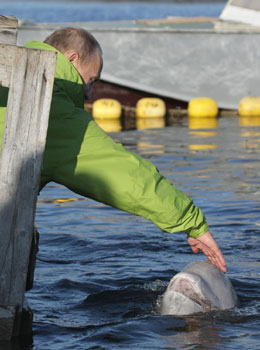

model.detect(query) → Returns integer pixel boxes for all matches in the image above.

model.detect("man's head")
[44,27,103,99]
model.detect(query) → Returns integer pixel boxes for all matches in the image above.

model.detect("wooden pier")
[0,15,56,340]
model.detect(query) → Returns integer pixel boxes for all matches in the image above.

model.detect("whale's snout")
[160,261,237,316]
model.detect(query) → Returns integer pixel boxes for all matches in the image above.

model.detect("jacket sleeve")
[43,92,209,238]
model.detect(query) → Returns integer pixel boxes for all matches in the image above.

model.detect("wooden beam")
[0,45,56,339]
[0,306,16,341]
[0,44,16,87]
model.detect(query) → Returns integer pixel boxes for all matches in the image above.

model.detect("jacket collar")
[25,41,84,107]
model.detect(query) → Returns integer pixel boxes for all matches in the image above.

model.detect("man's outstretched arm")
[42,96,226,271]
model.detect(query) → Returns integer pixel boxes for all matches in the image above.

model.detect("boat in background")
[17,1,260,110]
[220,0,260,26]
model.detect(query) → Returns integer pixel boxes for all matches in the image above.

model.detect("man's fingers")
[197,232,227,271]
[200,245,225,272]
[187,234,227,273]
[201,243,227,273]
[209,246,226,272]
[214,247,226,267]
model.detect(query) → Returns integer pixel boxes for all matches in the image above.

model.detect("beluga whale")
[160,260,237,316]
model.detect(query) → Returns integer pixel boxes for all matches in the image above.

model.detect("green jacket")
[0,41,209,238]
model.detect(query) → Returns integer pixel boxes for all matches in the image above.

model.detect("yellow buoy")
[238,96,260,117]
[136,98,166,130]
[188,97,218,118]
[92,98,122,132]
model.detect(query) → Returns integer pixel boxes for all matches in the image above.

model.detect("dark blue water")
[1,1,226,22]
[5,115,257,350]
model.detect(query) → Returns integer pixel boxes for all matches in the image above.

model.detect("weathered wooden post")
[0,39,56,339]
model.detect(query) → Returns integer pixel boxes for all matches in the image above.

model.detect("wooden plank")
[0,46,56,338]
[0,45,16,87]
[0,16,17,28]
[0,16,18,45]
[0,306,16,340]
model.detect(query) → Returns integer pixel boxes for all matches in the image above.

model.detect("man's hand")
[187,231,227,273]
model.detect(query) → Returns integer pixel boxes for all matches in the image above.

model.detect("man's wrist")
[187,224,209,239]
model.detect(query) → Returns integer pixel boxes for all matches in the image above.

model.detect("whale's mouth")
[160,290,203,316]
[169,276,213,312]
[172,278,202,304]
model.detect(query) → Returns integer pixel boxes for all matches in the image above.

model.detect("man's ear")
[64,51,79,64]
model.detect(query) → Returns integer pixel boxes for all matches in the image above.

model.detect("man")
[0,28,226,275]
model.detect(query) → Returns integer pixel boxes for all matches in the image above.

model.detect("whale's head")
[160,261,237,316]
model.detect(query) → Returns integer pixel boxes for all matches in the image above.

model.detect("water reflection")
[189,116,218,131]
[239,115,260,127]
[188,116,218,152]
[189,144,217,151]
[137,140,165,155]
[164,316,224,350]
[240,140,260,153]
[239,116,260,153]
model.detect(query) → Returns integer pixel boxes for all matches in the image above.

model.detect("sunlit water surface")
[4,115,259,350]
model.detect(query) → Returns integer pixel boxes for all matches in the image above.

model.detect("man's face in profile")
[77,49,103,100]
